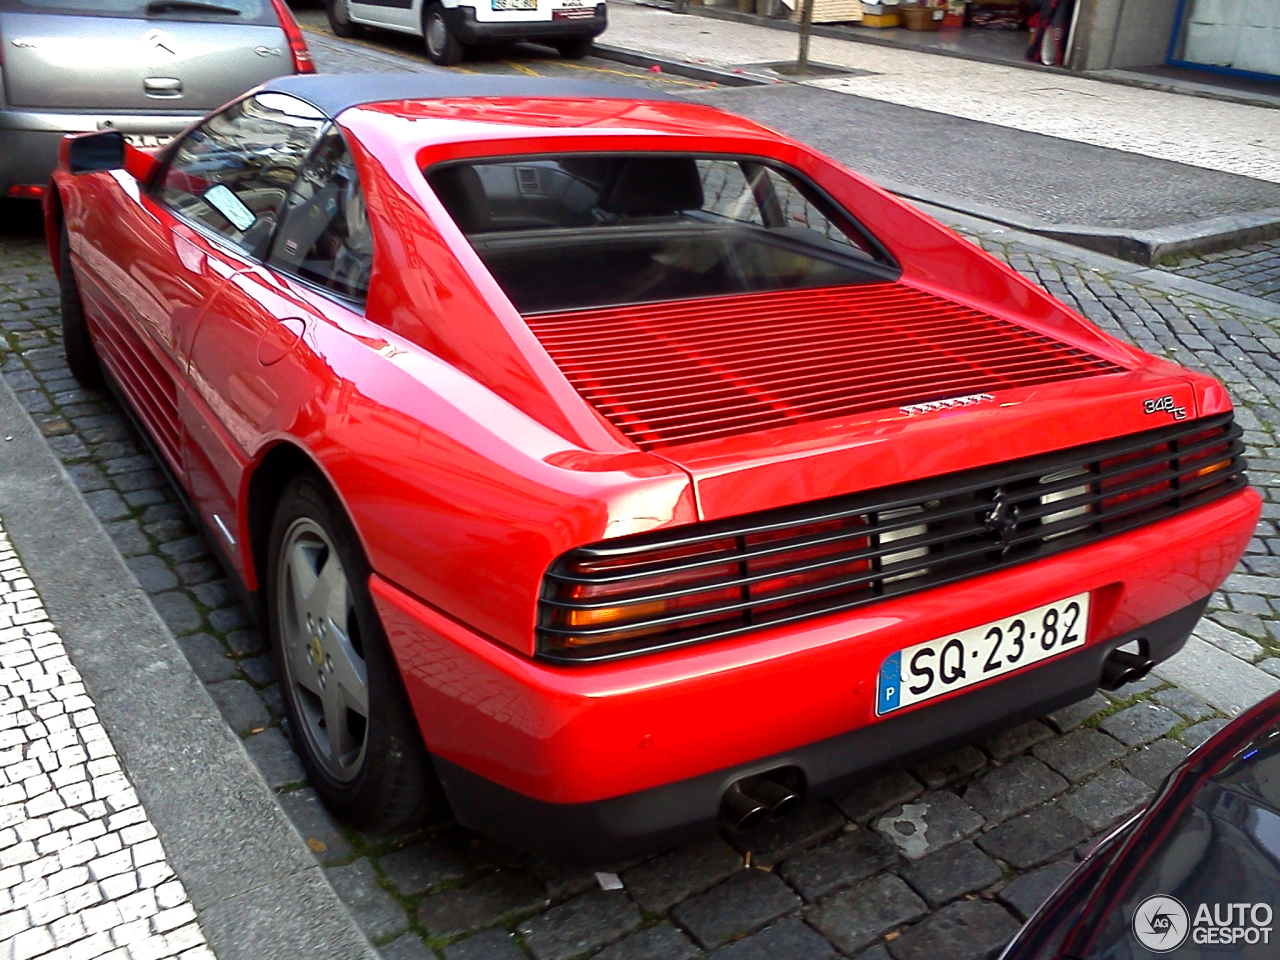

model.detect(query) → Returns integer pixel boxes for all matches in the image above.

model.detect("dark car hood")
[1022,694,1280,960]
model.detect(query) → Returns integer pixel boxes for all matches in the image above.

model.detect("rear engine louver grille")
[538,415,1247,662]
[526,285,1125,449]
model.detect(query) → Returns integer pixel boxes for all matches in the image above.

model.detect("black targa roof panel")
[258,73,677,119]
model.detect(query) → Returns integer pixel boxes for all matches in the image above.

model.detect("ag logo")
[1133,895,1190,952]
[1143,395,1187,421]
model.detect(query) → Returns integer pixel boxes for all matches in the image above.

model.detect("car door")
[348,1,420,32]
[184,123,375,576]
[93,92,326,480]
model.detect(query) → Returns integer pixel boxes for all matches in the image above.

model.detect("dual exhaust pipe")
[720,773,802,831]
[1101,648,1155,691]
[720,648,1155,830]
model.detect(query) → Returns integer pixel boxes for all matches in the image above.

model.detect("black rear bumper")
[435,599,1207,864]
[445,5,607,45]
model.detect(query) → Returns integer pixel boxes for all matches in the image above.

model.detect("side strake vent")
[526,285,1126,450]
[538,415,1246,662]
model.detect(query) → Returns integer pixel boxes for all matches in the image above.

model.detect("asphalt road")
[291,0,1280,271]
[292,4,712,94]
[690,83,1280,232]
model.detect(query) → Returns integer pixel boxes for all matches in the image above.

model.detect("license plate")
[553,6,595,17]
[877,593,1089,715]
[493,0,536,9]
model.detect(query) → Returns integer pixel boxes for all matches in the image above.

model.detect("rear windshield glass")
[425,154,896,314]
[0,0,273,23]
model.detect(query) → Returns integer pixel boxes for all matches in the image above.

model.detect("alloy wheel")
[277,517,369,783]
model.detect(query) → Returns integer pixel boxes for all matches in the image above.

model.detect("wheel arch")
[44,184,64,277]
[243,440,341,626]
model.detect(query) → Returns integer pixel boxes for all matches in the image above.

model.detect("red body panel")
[375,487,1259,803]
[47,90,1259,833]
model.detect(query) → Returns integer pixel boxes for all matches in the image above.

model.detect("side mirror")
[66,131,125,175]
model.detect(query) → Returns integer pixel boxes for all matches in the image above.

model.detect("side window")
[697,159,764,226]
[268,126,374,302]
[753,164,866,255]
[156,93,327,254]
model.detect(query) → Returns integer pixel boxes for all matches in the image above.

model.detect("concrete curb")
[882,177,1280,265]
[910,198,1280,323]
[0,375,378,960]
[592,42,771,85]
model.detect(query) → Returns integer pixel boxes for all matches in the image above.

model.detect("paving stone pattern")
[0,519,211,960]
[1167,238,1280,305]
[3,33,1280,960]
[5,193,1280,958]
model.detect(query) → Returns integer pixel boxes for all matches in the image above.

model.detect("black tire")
[267,471,439,828]
[325,0,363,38]
[58,219,103,389]
[424,3,464,66]
[554,35,594,59]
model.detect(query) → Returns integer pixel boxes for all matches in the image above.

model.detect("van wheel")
[58,220,103,389]
[425,4,464,66]
[326,0,363,38]
[555,35,594,59]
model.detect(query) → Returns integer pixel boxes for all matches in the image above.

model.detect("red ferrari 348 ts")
[47,74,1259,861]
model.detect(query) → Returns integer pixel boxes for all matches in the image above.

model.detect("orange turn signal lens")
[1192,459,1230,479]
[560,600,667,628]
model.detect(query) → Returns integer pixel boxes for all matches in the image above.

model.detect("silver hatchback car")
[0,0,314,200]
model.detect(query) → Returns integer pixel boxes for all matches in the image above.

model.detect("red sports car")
[46,74,1259,862]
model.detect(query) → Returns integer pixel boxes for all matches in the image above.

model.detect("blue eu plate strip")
[878,651,902,715]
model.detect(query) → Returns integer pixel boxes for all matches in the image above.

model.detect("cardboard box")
[863,11,901,26]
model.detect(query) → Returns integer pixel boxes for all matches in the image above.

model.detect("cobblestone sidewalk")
[1164,238,1280,306]
[0,520,210,960]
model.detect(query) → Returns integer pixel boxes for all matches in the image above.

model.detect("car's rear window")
[425,154,897,314]
[0,0,273,23]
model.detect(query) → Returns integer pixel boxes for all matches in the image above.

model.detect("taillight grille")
[526,284,1125,450]
[538,415,1247,662]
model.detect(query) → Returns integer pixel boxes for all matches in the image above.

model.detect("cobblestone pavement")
[3,176,1280,958]
[0,520,210,960]
[1165,238,1280,305]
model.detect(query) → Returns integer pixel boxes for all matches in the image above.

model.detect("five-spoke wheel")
[277,517,369,783]
[268,473,437,826]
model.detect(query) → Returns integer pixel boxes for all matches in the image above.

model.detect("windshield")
[425,154,896,314]
[0,0,273,22]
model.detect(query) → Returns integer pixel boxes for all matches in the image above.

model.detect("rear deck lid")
[0,1,289,111]
[524,283,1200,520]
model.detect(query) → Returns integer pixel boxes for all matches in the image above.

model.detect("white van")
[326,0,606,66]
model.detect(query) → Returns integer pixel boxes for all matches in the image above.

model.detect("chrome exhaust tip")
[1101,649,1155,691]
[747,778,802,820]
[720,783,769,831]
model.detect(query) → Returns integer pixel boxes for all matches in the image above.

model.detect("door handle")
[144,77,183,98]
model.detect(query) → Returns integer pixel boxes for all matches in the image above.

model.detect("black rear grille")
[538,414,1247,662]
